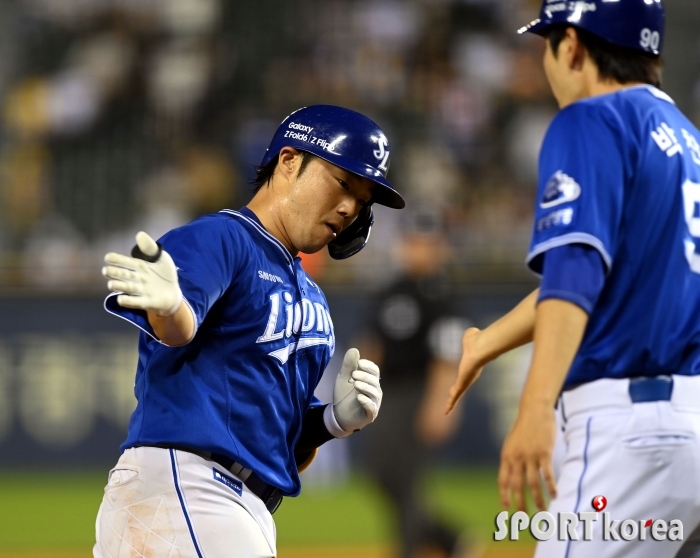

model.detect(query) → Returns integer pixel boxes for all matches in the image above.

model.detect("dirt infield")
[0,545,534,558]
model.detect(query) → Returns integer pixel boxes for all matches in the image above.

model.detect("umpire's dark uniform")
[363,272,461,558]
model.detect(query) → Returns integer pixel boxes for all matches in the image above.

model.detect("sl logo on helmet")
[372,134,390,172]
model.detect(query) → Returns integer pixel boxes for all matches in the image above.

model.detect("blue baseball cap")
[518,0,665,56]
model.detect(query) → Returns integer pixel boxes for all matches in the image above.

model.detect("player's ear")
[277,147,302,183]
[568,27,586,71]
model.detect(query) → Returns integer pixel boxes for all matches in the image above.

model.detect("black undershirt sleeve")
[295,404,335,454]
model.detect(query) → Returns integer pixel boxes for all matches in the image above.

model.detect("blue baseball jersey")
[104,208,335,496]
[528,85,700,389]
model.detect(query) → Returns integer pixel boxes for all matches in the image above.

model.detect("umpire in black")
[359,206,474,558]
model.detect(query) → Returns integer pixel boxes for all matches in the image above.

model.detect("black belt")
[143,445,283,514]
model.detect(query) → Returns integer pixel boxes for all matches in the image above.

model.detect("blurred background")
[0,0,698,556]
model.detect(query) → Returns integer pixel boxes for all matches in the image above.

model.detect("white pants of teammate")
[535,375,700,558]
[93,447,277,558]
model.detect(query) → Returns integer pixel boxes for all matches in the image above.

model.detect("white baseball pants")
[535,375,700,558]
[93,446,277,558]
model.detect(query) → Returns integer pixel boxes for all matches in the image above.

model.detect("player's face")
[284,155,374,254]
[543,39,568,108]
[542,30,586,109]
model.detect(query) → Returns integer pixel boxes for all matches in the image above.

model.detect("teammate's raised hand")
[325,348,383,437]
[102,232,183,317]
[445,291,540,415]
[445,327,486,414]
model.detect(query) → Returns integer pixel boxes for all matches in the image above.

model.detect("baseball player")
[93,105,404,558]
[446,1,700,556]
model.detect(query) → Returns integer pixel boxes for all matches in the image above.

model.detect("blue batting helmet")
[260,105,404,209]
[260,105,405,259]
[518,0,665,56]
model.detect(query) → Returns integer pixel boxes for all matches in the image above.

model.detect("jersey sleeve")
[538,243,606,314]
[104,215,242,342]
[527,103,626,275]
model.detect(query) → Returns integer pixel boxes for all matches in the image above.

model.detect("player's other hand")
[325,348,382,437]
[102,232,183,317]
[499,405,557,512]
[445,327,486,414]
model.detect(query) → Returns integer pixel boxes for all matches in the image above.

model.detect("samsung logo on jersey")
[258,270,284,284]
[541,171,581,209]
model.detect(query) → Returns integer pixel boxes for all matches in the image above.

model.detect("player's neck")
[247,188,299,257]
[553,57,645,108]
[578,61,645,104]
[587,78,644,100]
[557,79,645,108]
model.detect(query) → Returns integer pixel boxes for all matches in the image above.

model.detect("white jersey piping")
[220,209,294,267]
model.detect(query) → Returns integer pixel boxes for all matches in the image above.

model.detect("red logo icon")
[592,495,607,512]
[645,519,653,528]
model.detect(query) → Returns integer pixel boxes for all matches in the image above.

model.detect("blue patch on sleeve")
[213,468,243,496]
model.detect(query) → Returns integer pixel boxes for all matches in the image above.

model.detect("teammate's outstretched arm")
[445,288,539,414]
[499,298,588,512]
[102,232,195,346]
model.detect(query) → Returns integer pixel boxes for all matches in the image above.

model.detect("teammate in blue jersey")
[446,1,700,556]
[93,105,404,558]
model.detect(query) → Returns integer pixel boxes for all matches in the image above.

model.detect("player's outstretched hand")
[445,327,486,415]
[102,232,183,317]
[325,348,382,437]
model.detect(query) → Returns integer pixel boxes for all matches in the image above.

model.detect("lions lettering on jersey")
[257,291,335,364]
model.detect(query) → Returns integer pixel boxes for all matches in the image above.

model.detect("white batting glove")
[323,348,382,438]
[102,232,183,316]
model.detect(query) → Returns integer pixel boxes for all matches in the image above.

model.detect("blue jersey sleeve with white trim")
[527,103,626,274]
[538,243,606,314]
[159,216,242,329]
[104,215,242,341]
[104,295,155,338]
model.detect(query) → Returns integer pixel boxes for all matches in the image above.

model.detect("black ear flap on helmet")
[328,205,374,260]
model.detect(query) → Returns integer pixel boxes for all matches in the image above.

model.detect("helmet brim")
[308,151,406,210]
[517,18,549,37]
[370,179,405,210]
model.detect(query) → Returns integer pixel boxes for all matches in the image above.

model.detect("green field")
[0,468,534,556]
